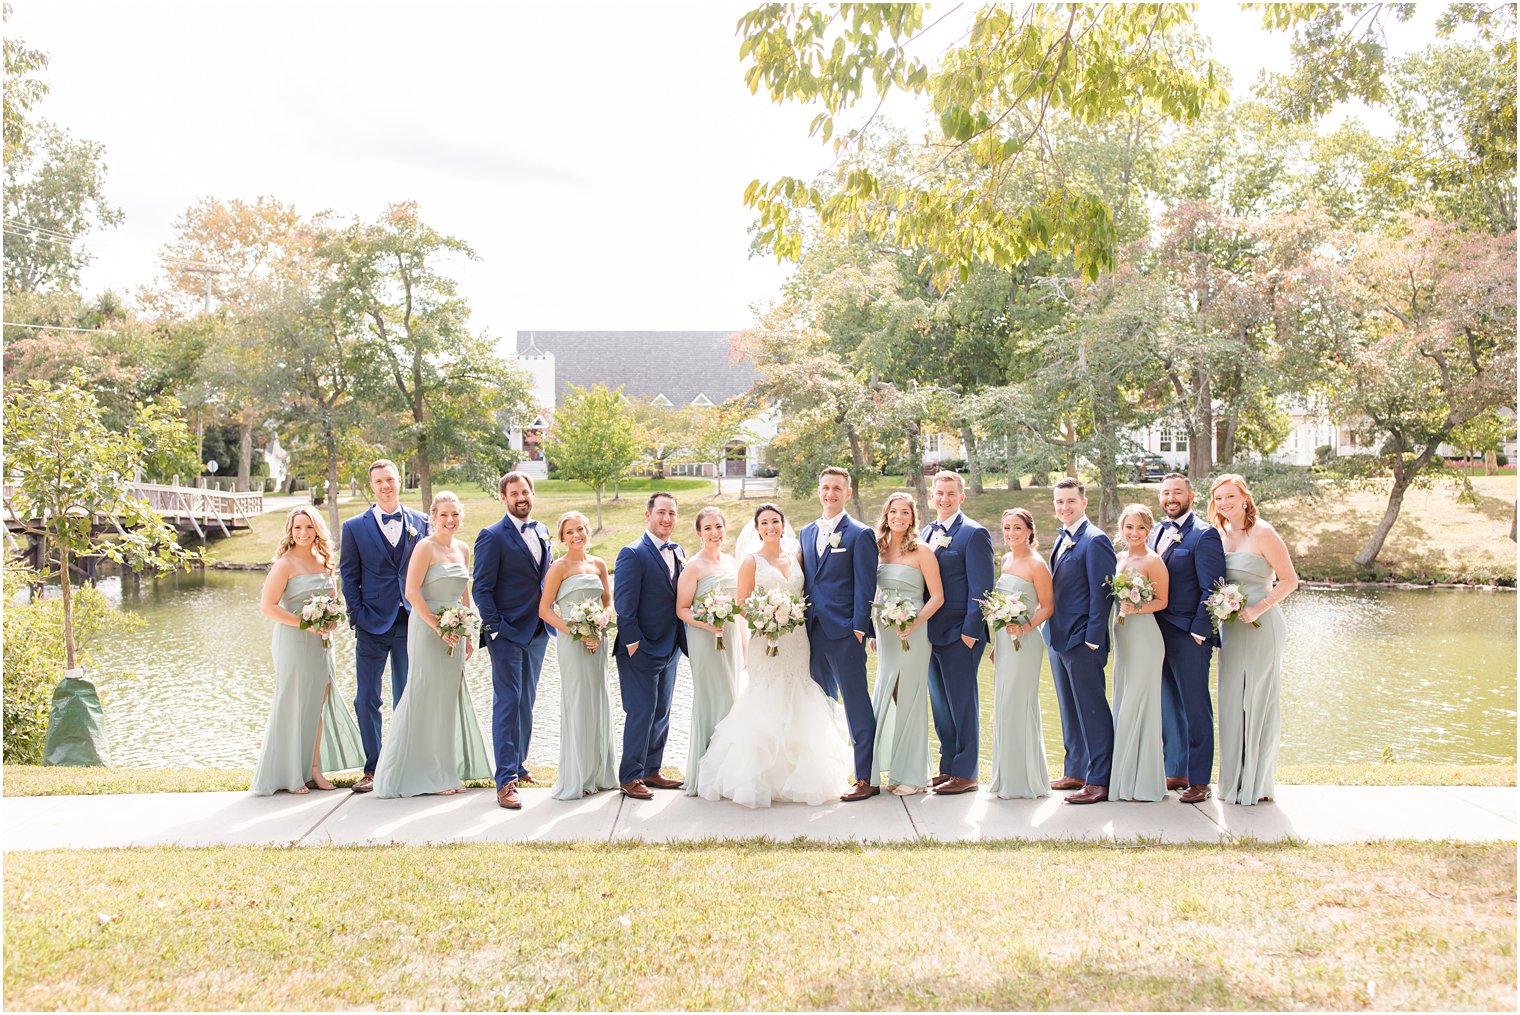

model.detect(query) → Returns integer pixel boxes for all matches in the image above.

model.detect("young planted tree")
[543,383,642,532]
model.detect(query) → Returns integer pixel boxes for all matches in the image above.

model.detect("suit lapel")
[801,523,820,579]
[642,534,675,591]
[816,515,847,574]
[1053,520,1086,574]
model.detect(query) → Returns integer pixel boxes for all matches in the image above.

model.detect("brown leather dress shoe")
[642,773,684,790]
[840,780,881,802]
[620,780,654,800]
[351,774,375,794]
[1049,776,1085,791]
[1064,784,1108,805]
[1179,784,1212,803]
[930,773,953,788]
[1165,776,1188,791]
[934,777,979,795]
[497,782,522,810]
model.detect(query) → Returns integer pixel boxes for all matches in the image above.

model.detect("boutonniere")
[932,534,953,551]
[1158,530,1181,552]
[406,524,419,539]
[828,532,842,549]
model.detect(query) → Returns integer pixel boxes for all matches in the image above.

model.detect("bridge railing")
[3,482,262,538]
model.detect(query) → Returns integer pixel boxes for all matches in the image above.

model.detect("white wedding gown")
[696,554,854,807]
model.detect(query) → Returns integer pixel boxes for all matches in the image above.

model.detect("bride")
[697,503,854,807]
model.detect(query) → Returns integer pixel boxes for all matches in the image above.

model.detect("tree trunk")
[595,485,605,533]
[846,427,868,519]
[1354,476,1410,569]
[237,418,254,493]
[326,446,342,539]
[1217,415,1238,468]
[1098,456,1120,532]
[1064,418,1079,478]
[906,429,928,520]
[1005,434,1020,491]
[415,446,432,507]
[1510,500,1516,542]
[961,425,984,495]
[1485,450,1498,476]
[1189,372,1214,478]
[59,541,77,670]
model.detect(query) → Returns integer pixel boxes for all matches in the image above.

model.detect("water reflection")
[89,571,1516,769]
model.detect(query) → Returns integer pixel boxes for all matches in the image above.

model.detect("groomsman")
[1043,477,1117,804]
[1152,473,1226,804]
[920,470,995,795]
[474,471,552,810]
[339,459,429,793]
[613,492,687,800]
[799,466,879,802]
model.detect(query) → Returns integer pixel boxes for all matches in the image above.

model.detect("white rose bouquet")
[742,587,808,657]
[873,592,921,652]
[564,598,614,652]
[298,593,345,649]
[1103,571,1155,625]
[1205,580,1261,630]
[692,587,739,651]
[979,588,1032,651]
[436,603,482,656]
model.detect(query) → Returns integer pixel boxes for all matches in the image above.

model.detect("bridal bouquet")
[1205,580,1261,630]
[979,588,1032,652]
[436,603,482,656]
[692,587,739,651]
[742,587,807,657]
[1104,571,1155,625]
[298,594,345,650]
[564,598,614,652]
[874,592,920,652]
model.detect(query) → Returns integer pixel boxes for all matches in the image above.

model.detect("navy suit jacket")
[799,514,878,641]
[613,534,686,658]
[339,506,430,636]
[1150,514,1226,642]
[473,514,552,648]
[920,513,995,645]
[1044,519,1117,653]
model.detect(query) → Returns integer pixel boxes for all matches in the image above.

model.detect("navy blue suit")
[474,513,552,788]
[799,513,878,783]
[1042,518,1117,786]
[339,505,430,774]
[1150,513,1226,787]
[921,513,995,780]
[613,533,687,784]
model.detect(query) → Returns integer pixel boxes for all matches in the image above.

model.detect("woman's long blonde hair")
[875,492,921,556]
[274,506,335,573]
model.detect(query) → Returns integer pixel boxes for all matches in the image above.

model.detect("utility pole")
[167,258,228,313]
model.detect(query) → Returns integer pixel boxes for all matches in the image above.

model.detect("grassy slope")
[4,841,1513,1010]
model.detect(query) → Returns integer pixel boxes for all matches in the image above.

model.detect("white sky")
[9,2,1451,345]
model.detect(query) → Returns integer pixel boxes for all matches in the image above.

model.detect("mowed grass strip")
[3,841,1514,1010]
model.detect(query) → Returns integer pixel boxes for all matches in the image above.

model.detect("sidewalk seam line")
[295,793,353,847]
[900,796,920,841]
[608,794,625,843]
[1436,786,1517,822]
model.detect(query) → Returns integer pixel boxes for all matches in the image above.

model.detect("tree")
[3,376,204,672]
[3,121,123,294]
[325,202,535,504]
[738,3,1223,281]
[3,2,49,162]
[543,383,642,532]
[1331,217,1517,567]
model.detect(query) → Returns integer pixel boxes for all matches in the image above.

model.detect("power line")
[4,220,78,240]
[2,321,117,334]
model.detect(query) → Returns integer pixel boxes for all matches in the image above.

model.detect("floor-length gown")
[550,573,618,800]
[1217,551,1285,806]
[373,562,491,798]
[250,573,365,795]
[869,562,931,789]
[697,555,853,807]
[683,571,741,797]
[1109,576,1166,802]
[987,572,1049,799]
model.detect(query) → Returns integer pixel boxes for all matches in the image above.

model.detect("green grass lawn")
[3,841,1513,1009]
[208,474,1516,584]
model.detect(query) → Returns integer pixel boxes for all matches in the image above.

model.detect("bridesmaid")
[538,510,618,800]
[674,506,741,797]
[1109,503,1170,802]
[987,508,1053,799]
[251,507,364,795]
[374,491,491,798]
[869,492,944,795]
[1209,474,1298,806]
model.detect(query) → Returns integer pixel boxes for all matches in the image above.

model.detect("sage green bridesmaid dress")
[1108,573,1166,802]
[987,572,1049,799]
[870,562,932,790]
[374,562,491,798]
[1217,551,1285,806]
[250,572,365,795]
[683,571,741,797]
[550,573,618,801]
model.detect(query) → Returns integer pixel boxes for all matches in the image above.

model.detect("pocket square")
[829,547,847,554]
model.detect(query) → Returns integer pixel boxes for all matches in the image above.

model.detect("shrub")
[2,563,139,763]
[1313,444,1335,466]
[933,458,968,473]
[1498,453,1510,467]
[309,481,327,506]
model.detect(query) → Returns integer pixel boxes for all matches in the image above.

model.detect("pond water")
[83,571,1516,770]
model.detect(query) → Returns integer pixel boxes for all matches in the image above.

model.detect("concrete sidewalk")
[4,784,1514,850]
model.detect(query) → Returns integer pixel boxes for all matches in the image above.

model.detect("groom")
[799,466,879,802]
[921,470,995,795]
[1044,477,1116,805]
[612,492,686,800]
[473,471,552,810]
[339,458,429,793]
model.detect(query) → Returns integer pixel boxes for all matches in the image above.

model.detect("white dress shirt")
[371,504,404,547]
[517,518,541,565]
[1053,516,1089,561]
[814,512,847,554]
[645,531,676,578]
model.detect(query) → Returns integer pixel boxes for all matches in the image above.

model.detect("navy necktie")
[381,511,403,524]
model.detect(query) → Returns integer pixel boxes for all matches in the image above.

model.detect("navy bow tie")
[1163,520,1181,531]
[521,521,535,534]
[660,542,679,554]
[381,511,403,525]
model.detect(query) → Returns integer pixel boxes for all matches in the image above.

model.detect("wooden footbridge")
[4,481,263,545]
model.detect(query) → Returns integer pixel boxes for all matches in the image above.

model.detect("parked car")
[1124,453,1169,483]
